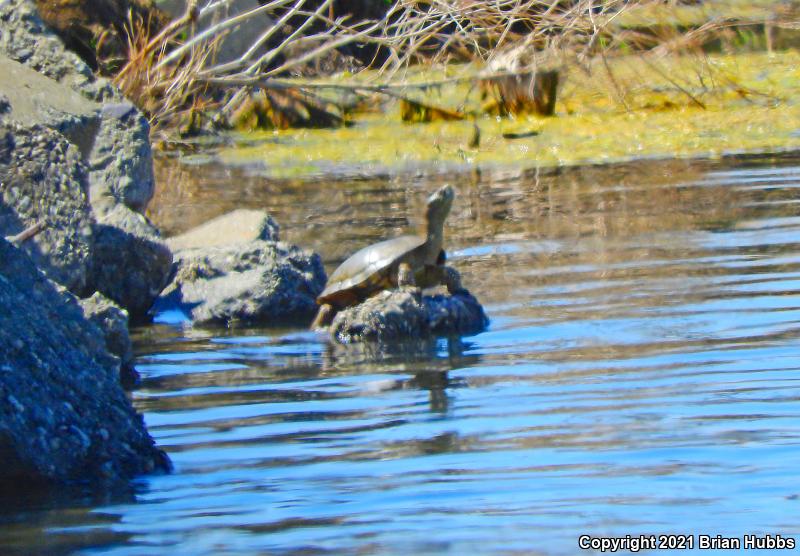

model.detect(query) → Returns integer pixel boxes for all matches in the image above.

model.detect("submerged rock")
[155,240,326,325]
[0,238,170,487]
[329,287,488,344]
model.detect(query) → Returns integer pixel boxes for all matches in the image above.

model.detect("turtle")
[311,184,463,329]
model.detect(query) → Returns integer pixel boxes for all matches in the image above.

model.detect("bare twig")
[114,0,795,133]
[6,221,47,246]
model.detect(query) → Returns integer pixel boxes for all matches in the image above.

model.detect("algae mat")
[216,51,800,179]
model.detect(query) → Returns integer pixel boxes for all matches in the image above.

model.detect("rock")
[424,289,490,337]
[0,116,168,316]
[155,240,326,325]
[331,288,430,344]
[79,292,138,388]
[329,287,489,344]
[88,101,155,216]
[0,54,100,157]
[0,0,158,216]
[0,121,94,295]
[0,238,170,487]
[89,204,174,320]
[0,0,97,96]
[166,209,280,252]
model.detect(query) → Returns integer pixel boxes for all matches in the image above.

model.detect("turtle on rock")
[311,184,464,329]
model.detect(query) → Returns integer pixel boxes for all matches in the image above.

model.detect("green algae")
[617,0,784,28]
[217,51,800,179]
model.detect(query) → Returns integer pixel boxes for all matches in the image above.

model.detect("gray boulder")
[0,122,94,295]
[0,0,97,96]
[88,101,155,217]
[156,240,326,325]
[0,120,171,317]
[0,1,170,316]
[330,287,488,344]
[89,204,174,320]
[0,238,170,487]
[0,54,100,157]
[165,208,280,252]
[79,292,138,387]
[0,0,157,216]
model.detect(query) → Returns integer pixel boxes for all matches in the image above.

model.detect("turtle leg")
[397,262,417,288]
[418,263,464,294]
[310,303,335,329]
[441,265,465,295]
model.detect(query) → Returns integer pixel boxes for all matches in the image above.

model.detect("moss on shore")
[216,50,800,179]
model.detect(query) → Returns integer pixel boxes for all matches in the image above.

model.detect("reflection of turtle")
[311,184,462,329]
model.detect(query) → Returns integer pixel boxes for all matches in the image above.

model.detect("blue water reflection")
[5,156,800,554]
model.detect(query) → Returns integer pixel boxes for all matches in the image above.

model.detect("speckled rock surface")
[89,204,174,320]
[424,290,490,337]
[79,292,138,387]
[329,287,488,344]
[0,54,100,157]
[155,240,326,325]
[0,0,157,216]
[88,102,155,216]
[0,238,170,487]
[0,0,98,95]
[0,122,94,295]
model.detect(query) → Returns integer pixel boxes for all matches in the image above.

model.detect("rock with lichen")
[0,238,170,487]
[155,240,326,325]
[79,292,138,387]
[0,122,94,295]
[329,287,488,344]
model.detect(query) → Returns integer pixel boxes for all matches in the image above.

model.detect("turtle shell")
[318,234,426,306]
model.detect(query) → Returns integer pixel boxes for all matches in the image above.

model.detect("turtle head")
[425,184,454,231]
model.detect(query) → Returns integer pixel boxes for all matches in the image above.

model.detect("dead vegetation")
[106,0,800,136]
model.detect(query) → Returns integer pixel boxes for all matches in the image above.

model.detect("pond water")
[5,153,800,554]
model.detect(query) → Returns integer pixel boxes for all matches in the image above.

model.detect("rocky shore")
[0,0,332,489]
[0,0,488,488]
[0,0,175,488]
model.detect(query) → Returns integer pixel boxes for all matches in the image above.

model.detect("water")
[5,154,800,554]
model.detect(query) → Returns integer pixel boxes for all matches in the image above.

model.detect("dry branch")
[112,0,796,134]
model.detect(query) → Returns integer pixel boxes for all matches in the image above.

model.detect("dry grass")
[113,6,221,133]
[112,0,800,135]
